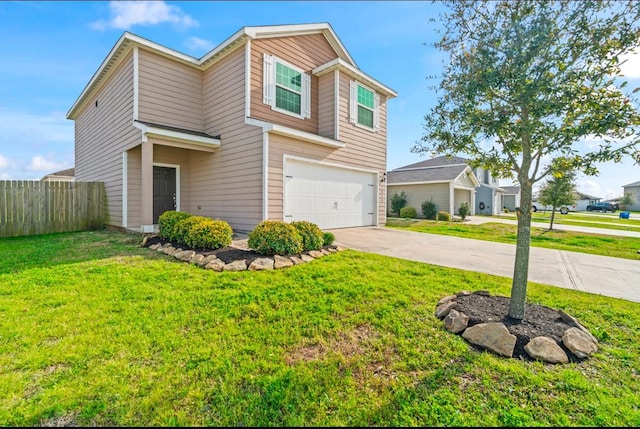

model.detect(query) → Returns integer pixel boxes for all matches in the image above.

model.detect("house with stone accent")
[67,23,397,233]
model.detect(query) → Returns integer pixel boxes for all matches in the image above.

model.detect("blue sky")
[1,1,638,199]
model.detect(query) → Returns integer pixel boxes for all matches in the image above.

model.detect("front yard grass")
[499,211,640,231]
[387,218,640,260]
[0,230,639,426]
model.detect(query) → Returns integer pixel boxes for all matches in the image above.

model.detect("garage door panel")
[284,160,376,229]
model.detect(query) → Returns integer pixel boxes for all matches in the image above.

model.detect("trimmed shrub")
[458,202,470,221]
[390,191,407,215]
[158,211,191,241]
[185,218,233,249]
[323,231,335,246]
[248,220,303,256]
[173,215,209,246]
[291,221,324,251]
[422,199,438,220]
[400,206,417,219]
[436,210,451,222]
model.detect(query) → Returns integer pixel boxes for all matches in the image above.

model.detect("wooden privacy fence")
[0,181,106,238]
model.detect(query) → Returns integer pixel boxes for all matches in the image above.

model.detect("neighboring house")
[40,168,75,182]
[66,24,397,233]
[574,191,601,211]
[472,166,505,215]
[622,180,640,211]
[501,186,520,212]
[386,156,480,217]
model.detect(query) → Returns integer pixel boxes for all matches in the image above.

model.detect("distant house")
[40,168,75,182]
[501,186,520,212]
[471,166,505,215]
[574,191,601,211]
[622,180,640,211]
[386,156,480,217]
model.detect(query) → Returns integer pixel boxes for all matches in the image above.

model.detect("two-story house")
[471,166,505,215]
[67,23,397,233]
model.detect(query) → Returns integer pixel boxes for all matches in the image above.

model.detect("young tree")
[620,192,635,209]
[537,166,578,230]
[390,191,408,215]
[414,0,640,319]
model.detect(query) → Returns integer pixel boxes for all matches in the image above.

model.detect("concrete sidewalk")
[329,227,640,304]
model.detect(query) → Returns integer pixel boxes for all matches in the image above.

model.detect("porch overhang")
[133,120,221,152]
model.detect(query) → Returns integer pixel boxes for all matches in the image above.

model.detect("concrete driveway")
[329,227,640,304]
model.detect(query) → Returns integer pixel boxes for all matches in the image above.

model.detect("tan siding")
[127,146,141,228]
[198,45,263,232]
[250,35,338,134]
[454,189,472,214]
[387,184,450,218]
[317,72,335,139]
[74,52,139,228]
[454,171,476,188]
[138,49,204,131]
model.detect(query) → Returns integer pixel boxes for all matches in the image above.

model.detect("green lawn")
[387,218,640,260]
[0,230,639,426]
[500,211,640,231]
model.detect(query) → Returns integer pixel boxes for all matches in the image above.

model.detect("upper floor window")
[263,54,310,119]
[350,81,380,131]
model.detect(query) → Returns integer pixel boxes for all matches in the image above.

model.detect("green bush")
[436,211,451,221]
[458,202,470,221]
[422,199,438,220]
[291,221,324,251]
[248,220,303,256]
[400,206,417,219]
[323,231,335,246]
[173,215,209,246]
[185,218,233,249]
[390,191,407,215]
[158,211,192,241]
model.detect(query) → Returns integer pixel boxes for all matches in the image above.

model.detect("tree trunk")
[549,208,556,230]
[509,182,533,320]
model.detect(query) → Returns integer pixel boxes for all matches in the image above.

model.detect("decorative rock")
[149,243,161,250]
[162,246,176,255]
[462,322,516,358]
[336,246,347,252]
[308,250,324,258]
[320,249,331,256]
[455,290,471,297]
[141,236,150,247]
[223,260,248,272]
[562,327,598,358]
[175,250,196,262]
[437,295,457,306]
[249,258,275,271]
[524,336,569,364]
[289,256,305,265]
[198,255,218,268]
[435,301,457,319]
[300,254,314,263]
[558,310,598,344]
[444,309,469,333]
[189,254,205,265]
[474,290,491,296]
[204,259,225,272]
[274,255,294,269]
[328,248,338,253]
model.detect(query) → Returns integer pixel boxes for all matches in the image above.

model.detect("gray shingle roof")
[501,186,520,195]
[387,164,469,184]
[392,155,469,171]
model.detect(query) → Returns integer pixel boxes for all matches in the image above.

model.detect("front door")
[153,166,176,223]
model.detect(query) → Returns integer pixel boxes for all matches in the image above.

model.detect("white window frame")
[350,80,380,132]
[263,53,310,119]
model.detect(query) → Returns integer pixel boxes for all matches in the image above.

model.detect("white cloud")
[578,179,601,196]
[620,48,640,79]
[27,156,66,173]
[0,154,9,169]
[0,109,73,144]
[91,1,198,30]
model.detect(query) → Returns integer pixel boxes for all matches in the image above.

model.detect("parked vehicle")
[586,202,617,212]
[531,201,576,214]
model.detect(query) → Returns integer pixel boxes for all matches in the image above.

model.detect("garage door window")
[263,54,311,119]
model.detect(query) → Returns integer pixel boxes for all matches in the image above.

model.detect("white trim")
[449,183,455,215]
[264,54,310,120]
[245,40,251,119]
[313,58,397,98]
[122,151,128,228]
[262,132,269,221]
[351,80,378,132]
[152,162,181,212]
[387,180,455,186]
[245,118,345,148]
[334,69,340,140]
[283,154,379,175]
[133,121,220,148]
[133,46,139,121]
[392,163,469,172]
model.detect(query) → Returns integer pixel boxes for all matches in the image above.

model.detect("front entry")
[153,166,176,223]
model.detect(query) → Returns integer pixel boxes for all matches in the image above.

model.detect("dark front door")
[153,166,176,223]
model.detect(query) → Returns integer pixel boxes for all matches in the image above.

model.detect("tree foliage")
[620,192,635,208]
[538,163,578,230]
[390,191,408,215]
[414,0,640,318]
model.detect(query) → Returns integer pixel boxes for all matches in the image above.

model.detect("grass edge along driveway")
[386,218,640,260]
[0,230,639,426]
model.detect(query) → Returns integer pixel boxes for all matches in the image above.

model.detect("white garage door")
[284,159,377,229]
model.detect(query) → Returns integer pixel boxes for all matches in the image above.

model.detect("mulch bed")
[143,235,265,264]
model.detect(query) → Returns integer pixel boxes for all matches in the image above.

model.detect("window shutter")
[263,54,274,106]
[373,94,380,131]
[302,73,311,119]
[349,80,357,124]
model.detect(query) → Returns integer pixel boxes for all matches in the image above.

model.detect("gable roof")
[67,23,392,120]
[387,164,480,187]
[501,186,520,195]
[623,180,640,187]
[392,155,470,171]
[40,167,74,181]
[575,191,600,200]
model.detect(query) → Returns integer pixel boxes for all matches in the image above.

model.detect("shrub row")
[158,211,232,250]
[248,220,334,256]
[390,192,470,221]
